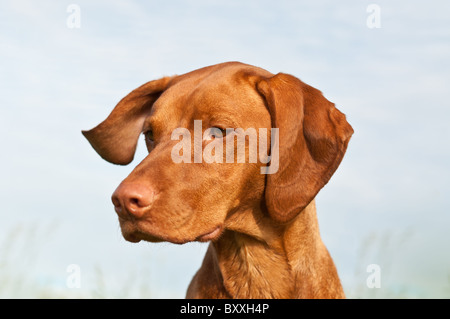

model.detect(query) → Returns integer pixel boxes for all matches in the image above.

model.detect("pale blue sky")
[1,0,449,298]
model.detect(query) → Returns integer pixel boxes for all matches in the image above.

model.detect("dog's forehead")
[150,66,269,128]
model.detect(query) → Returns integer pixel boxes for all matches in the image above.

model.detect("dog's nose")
[111,182,157,219]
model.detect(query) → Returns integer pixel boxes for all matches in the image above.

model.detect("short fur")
[83,62,353,298]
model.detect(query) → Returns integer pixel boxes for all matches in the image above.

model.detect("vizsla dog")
[82,62,353,299]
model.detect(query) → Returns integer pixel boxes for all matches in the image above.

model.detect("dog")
[82,62,353,298]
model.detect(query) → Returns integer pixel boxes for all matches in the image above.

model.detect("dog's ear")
[257,73,353,223]
[82,76,175,165]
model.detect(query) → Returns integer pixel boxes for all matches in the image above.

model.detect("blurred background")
[1,0,449,298]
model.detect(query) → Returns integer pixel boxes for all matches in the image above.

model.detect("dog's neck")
[208,200,345,298]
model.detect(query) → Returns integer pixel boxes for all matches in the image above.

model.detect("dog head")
[83,62,353,244]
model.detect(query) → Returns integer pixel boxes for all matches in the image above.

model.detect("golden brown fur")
[82,62,353,299]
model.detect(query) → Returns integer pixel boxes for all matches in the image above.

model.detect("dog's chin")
[121,230,163,243]
[119,221,165,244]
[122,232,142,243]
[119,219,223,245]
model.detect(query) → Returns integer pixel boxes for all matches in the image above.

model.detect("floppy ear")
[257,73,354,223]
[82,76,175,165]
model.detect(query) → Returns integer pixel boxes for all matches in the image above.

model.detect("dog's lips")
[119,217,223,244]
[120,220,164,243]
[195,226,223,242]
[122,227,165,243]
[119,219,142,243]
[119,217,222,244]
[122,231,141,243]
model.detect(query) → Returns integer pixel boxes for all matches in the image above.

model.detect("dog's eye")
[203,127,226,141]
[144,130,154,143]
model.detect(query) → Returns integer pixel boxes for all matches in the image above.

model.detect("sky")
[1,0,449,298]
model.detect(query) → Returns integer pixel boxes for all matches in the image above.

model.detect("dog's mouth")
[123,232,162,243]
[195,226,222,242]
[119,218,223,244]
